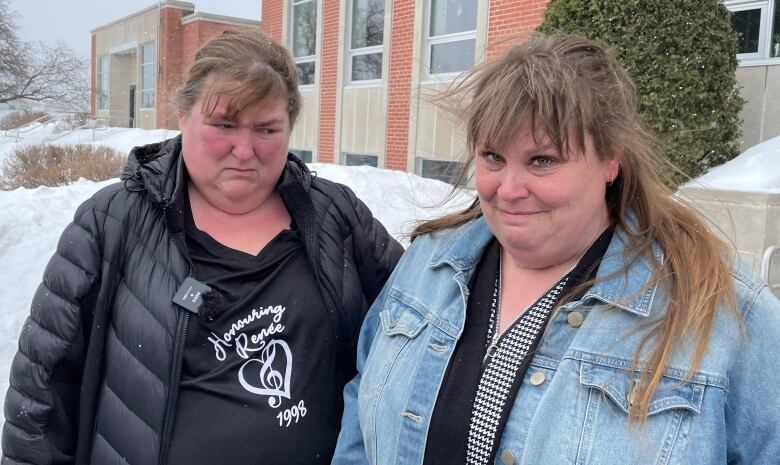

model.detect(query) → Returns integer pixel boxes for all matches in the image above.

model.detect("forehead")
[203,93,289,123]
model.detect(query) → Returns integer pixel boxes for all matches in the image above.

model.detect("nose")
[230,128,256,161]
[496,168,531,201]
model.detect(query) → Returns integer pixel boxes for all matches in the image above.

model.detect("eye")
[480,150,504,164]
[529,155,558,169]
[209,120,234,130]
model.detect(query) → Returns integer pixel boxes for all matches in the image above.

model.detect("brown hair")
[172,29,302,127]
[415,34,736,424]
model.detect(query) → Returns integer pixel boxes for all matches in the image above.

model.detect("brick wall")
[487,0,549,58]
[384,0,416,171]
[90,34,96,115]
[262,0,284,42]
[157,7,186,129]
[317,0,340,163]
[181,21,260,71]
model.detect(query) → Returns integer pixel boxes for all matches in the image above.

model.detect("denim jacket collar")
[429,216,661,318]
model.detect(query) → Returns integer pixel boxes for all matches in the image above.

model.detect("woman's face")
[179,93,291,214]
[475,125,621,270]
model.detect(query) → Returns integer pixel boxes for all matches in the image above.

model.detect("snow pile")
[0,129,473,440]
[0,123,180,164]
[690,135,780,193]
[309,163,473,243]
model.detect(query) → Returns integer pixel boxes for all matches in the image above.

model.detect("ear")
[177,110,188,129]
[604,153,622,183]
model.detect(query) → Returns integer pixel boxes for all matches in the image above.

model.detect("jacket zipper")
[157,199,197,465]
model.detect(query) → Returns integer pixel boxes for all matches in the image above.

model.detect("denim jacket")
[332,217,780,465]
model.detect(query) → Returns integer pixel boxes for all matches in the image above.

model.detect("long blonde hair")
[414,34,736,424]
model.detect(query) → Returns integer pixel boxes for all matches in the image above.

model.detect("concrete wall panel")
[290,89,319,154]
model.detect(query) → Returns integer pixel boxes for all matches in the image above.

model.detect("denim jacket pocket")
[379,296,429,338]
[574,361,704,464]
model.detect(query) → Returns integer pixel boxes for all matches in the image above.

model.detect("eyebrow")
[249,118,285,127]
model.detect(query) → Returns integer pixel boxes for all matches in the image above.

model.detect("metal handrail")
[760,245,780,282]
[45,118,110,142]
[3,114,55,140]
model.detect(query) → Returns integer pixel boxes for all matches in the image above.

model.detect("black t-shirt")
[166,199,342,465]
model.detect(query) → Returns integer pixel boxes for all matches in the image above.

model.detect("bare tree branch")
[0,0,89,111]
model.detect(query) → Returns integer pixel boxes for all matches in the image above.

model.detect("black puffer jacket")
[1,136,403,464]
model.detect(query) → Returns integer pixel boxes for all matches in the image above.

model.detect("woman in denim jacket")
[332,34,780,465]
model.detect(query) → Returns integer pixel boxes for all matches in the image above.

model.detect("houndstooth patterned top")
[465,274,570,465]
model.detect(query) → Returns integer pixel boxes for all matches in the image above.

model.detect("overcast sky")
[8,1,262,59]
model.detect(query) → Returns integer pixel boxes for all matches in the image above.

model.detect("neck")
[188,183,291,255]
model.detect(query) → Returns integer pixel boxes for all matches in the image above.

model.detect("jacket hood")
[121,135,183,205]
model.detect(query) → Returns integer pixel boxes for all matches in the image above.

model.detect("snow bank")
[690,135,780,193]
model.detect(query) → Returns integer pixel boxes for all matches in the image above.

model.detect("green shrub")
[539,0,744,185]
[0,110,49,130]
[0,144,125,189]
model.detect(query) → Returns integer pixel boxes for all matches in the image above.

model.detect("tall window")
[291,0,318,85]
[726,0,780,60]
[348,0,384,82]
[426,0,478,76]
[141,42,155,108]
[97,55,109,111]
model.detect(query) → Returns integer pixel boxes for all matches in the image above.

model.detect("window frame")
[725,0,779,63]
[423,0,478,80]
[289,148,315,163]
[97,55,109,111]
[342,152,379,167]
[140,41,156,109]
[415,156,466,185]
[290,0,318,88]
[346,0,384,85]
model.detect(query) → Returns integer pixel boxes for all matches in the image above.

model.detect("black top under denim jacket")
[423,228,614,465]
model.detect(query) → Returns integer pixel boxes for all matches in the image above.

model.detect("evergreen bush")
[539,0,744,185]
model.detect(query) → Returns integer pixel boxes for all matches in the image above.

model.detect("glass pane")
[100,69,108,92]
[731,9,762,54]
[344,153,378,167]
[142,65,154,90]
[293,1,317,57]
[430,0,477,37]
[143,42,155,63]
[351,0,384,49]
[420,159,463,185]
[290,149,313,163]
[352,52,382,81]
[772,0,780,57]
[430,39,475,74]
[296,61,316,85]
[142,90,155,108]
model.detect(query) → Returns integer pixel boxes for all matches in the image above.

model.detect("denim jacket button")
[501,448,516,465]
[529,372,546,386]
[566,311,584,328]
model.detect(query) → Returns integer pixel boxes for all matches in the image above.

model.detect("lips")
[498,209,542,216]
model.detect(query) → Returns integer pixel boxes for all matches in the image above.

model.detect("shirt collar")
[428,216,662,318]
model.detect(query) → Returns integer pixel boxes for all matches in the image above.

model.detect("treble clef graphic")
[238,339,292,408]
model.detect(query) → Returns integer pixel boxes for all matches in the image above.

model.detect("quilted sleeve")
[2,198,103,465]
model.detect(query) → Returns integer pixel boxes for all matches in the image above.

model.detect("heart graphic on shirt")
[238,339,292,408]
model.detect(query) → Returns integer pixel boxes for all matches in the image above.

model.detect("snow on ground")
[689,135,780,192]
[0,121,180,163]
[0,127,473,439]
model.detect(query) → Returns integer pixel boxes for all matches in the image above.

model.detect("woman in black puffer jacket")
[2,30,402,465]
